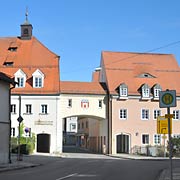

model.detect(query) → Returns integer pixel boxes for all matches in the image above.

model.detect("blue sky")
[1,0,180,81]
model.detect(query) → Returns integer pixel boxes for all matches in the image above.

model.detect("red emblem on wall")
[81,99,89,108]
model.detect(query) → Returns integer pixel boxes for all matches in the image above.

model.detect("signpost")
[159,89,176,180]
[157,116,172,134]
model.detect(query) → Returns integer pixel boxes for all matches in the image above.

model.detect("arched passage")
[62,115,107,154]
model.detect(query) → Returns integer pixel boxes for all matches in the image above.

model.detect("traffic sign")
[157,116,172,134]
[159,90,176,108]
[17,116,23,123]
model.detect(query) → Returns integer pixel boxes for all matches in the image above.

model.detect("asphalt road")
[0,146,180,180]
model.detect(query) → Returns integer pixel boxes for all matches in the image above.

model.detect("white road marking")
[56,173,77,180]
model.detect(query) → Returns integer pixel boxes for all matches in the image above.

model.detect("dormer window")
[32,69,44,88]
[153,84,162,99]
[119,83,128,98]
[14,69,26,88]
[3,61,14,67]
[8,47,17,52]
[141,84,150,98]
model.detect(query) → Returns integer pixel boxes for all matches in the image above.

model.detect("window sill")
[39,113,48,115]
[23,113,33,115]
[118,96,128,100]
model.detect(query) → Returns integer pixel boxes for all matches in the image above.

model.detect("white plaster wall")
[11,95,62,154]
[60,94,106,119]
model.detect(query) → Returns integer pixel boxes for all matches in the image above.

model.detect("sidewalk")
[0,154,40,173]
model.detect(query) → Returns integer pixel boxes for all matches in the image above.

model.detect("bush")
[11,134,35,155]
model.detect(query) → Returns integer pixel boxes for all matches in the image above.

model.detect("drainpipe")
[8,85,16,164]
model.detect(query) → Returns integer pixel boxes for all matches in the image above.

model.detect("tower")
[20,9,33,40]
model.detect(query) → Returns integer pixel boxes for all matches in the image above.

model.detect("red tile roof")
[0,36,60,94]
[101,51,180,95]
[60,81,107,95]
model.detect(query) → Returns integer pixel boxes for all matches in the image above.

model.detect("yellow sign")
[157,116,172,134]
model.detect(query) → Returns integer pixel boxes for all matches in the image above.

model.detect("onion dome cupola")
[20,9,33,40]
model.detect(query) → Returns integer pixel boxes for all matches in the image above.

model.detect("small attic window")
[153,84,162,98]
[3,61,14,67]
[8,47,17,52]
[119,83,128,98]
[138,73,155,78]
[141,84,150,98]
[32,69,44,88]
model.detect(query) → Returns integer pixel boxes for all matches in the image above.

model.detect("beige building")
[98,51,180,155]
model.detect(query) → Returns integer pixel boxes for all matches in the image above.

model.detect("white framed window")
[41,104,48,114]
[17,77,24,87]
[119,83,128,97]
[142,134,149,145]
[141,109,149,120]
[153,84,162,98]
[141,84,150,98]
[154,134,161,145]
[68,99,72,107]
[119,109,127,119]
[32,69,44,88]
[153,110,161,120]
[173,110,179,120]
[14,69,26,88]
[35,77,42,88]
[98,100,103,108]
[25,104,32,114]
[11,104,16,114]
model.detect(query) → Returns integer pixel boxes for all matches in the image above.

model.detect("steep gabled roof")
[0,36,60,94]
[101,51,180,95]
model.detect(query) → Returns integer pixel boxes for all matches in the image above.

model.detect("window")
[70,123,76,131]
[14,69,26,88]
[17,77,24,87]
[25,104,32,114]
[119,83,128,97]
[11,128,15,137]
[173,110,179,120]
[119,109,127,119]
[141,109,149,120]
[82,122,84,129]
[153,84,162,98]
[24,28,29,35]
[98,100,102,108]
[35,77,42,88]
[41,104,48,114]
[154,134,161,145]
[78,123,80,130]
[11,104,16,114]
[142,134,149,144]
[141,84,150,98]
[154,110,161,119]
[32,69,44,88]
[68,99,72,107]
